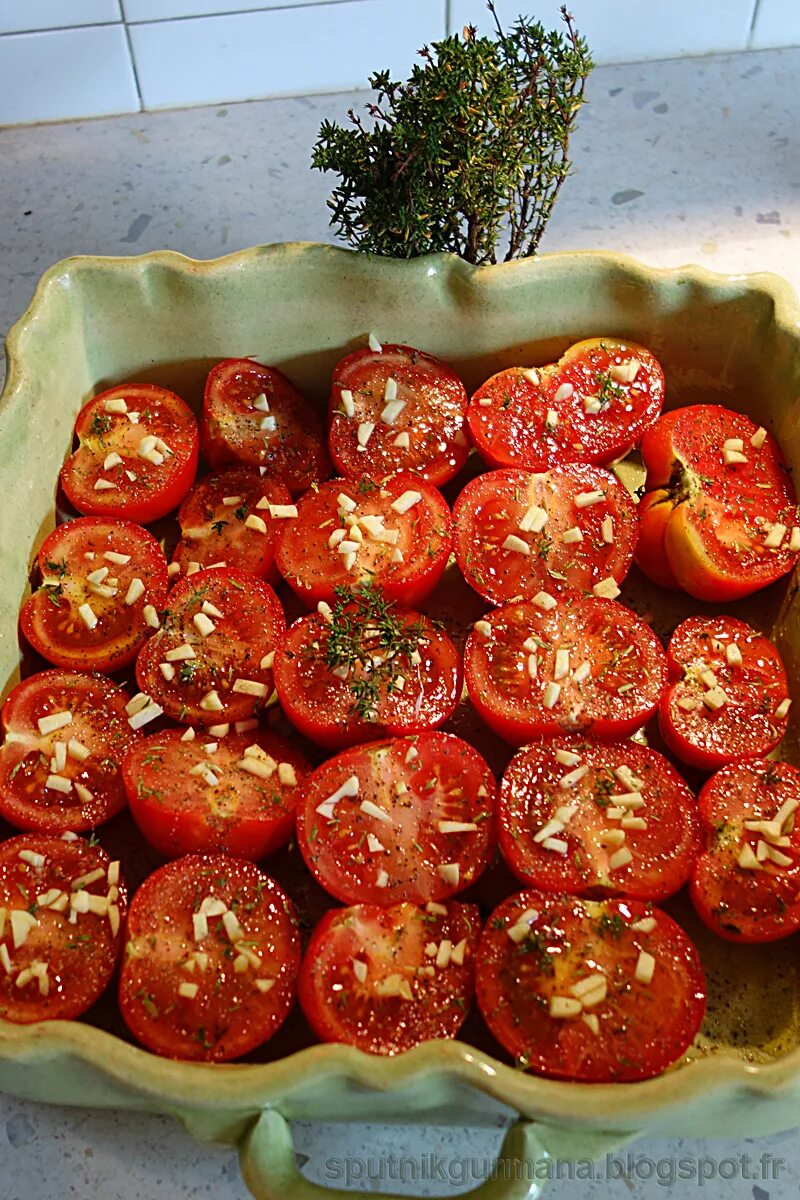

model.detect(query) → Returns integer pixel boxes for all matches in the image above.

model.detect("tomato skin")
[298,900,479,1054]
[20,517,169,674]
[275,473,452,609]
[135,567,285,727]
[0,670,140,832]
[328,344,469,487]
[123,727,309,860]
[690,760,800,942]
[639,406,799,601]
[635,489,680,589]
[119,854,300,1061]
[467,339,664,472]
[0,833,126,1024]
[658,616,790,771]
[296,733,496,906]
[171,467,293,584]
[60,383,199,525]
[476,889,706,1082]
[201,358,331,494]
[453,465,637,607]
[464,596,667,746]
[273,607,462,751]
[498,737,699,901]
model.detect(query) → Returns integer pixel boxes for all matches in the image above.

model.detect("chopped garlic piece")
[634,950,656,984]
[502,534,530,555]
[549,995,581,1018]
[245,514,267,534]
[390,490,422,514]
[232,679,268,697]
[542,681,561,708]
[593,577,621,600]
[532,591,557,611]
[38,710,72,736]
[575,490,605,508]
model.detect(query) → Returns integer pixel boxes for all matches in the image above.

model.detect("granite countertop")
[1,43,799,1200]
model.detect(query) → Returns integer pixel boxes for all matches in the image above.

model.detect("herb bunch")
[312,3,592,264]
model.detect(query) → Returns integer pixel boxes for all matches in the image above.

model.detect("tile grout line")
[122,20,145,113]
[747,0,763,47]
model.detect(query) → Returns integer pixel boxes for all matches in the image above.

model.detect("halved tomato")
[467,339,664,472]
[498,737,699,900]
[0,670,140,833]
[201,358,331,494]
[297,733,496,905]
[476,890,706,1081]
[298,899,479,1054]
[119,854,300,1061]
[20,517,169,673]
[60,383,198,525]
[328,343,469,487]
[635,489,679,589]
[638,405,799,601]
[0,833,126,1023]
[690,759,800,942]
[136,567,285,727]
[659,615,790,770]
[273,585,462,750]
[453,465,637,607]
[170,466,293,583]
[275,473,452,609]
[123,727,310,860]
[464,595,667,745]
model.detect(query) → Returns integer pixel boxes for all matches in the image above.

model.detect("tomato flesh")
[299,900,479,1054]
[273,593,462,751]
[135,567,285,727]
[297,732,496,905]
[0,670,141,833]
[464,595,667,745]
[119,854,300,1060]
[60,383,199,525]
[467,339,664,472]
[123,727,309,860]
[171,467,293,583]
[639,406,799,601]
[275,473,452,609]
[658,615,790,770]
[20,517,169,673]
[328,344,469,487]
[498,737,699,901]
[201,358,331,494]
[690,759,800,942]
[476,889,706,1081]
[0,833,126,1023]
[453,465,637,606]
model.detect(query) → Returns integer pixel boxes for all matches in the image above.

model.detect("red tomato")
[690,759,800,942]
[0,670,140,833]
[659,615,790,771]
[135,567,285,728]
[297,733,496,905]
[201,358,331,494]
[60,383,198,525]
[170,467,293,583]
[464,595,667,745]
[467,339,664,472]
[453,465,637,607]
[20,517,169,673]
[123,727,310,860]
[638,406,799,601]
[275,473,452,609]
[0,833,126,1023]
[118,854,300,1061]
[498,737,699,901]
[476,889,706,1081]
[328,343,469,487]
[635,489,680,589]
[298,899,479,1054]
[273,587,462,751]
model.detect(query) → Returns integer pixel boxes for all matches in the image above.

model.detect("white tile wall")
[0,24,139,125]
[750,0,800,49]
[128,0,444,109]
[449,0,756,63]
[0,0,121,35]
[0,0,798,126]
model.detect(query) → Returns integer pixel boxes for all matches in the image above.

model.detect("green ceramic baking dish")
[2,243,800,1200]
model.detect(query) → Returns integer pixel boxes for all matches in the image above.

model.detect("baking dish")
[2,243,800,1200]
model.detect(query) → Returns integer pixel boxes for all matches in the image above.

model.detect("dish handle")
[238,1109,634,1200]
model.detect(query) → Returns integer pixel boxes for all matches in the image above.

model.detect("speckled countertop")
[1,44,800,1200]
